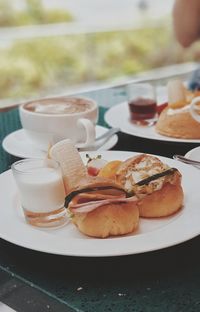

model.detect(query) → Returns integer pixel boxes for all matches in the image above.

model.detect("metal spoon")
[79,127,120,151]
[48,127,120,152]
[173,154,200,167]
[95,127,120,141]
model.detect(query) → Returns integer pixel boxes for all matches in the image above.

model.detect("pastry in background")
[156,79,200,139]
[167,79,187,109]
[115,154,184,218]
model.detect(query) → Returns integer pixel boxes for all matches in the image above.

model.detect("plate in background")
[105,102,200,143]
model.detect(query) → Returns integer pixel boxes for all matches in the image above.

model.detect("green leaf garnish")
[85,153,102,165]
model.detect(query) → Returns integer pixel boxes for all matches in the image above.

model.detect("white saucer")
[2,125,118,159]
[185,146,200,161]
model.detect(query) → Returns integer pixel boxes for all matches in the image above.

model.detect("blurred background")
[0,0,199,105]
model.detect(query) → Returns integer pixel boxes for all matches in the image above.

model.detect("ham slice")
[69,195,138,214]
[74,192,125,203]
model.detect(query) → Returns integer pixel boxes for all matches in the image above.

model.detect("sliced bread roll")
[65,176,139,238]
[116,154,184,217]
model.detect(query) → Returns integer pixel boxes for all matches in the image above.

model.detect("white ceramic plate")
[105,102,200,143]
[2,125,118,158]
[185,146,200,161]
[1,151,200,257]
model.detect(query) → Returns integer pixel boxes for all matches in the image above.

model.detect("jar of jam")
[126,83,158,126]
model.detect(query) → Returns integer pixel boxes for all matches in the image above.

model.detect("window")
[0,0,198,103]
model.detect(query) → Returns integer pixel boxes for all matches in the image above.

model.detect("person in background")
[173,0,200,47]
[173,0,200,90]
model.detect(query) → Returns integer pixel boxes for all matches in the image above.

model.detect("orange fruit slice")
[98,160,122,179]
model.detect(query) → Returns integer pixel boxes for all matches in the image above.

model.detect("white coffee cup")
[19,97,98,150]
[189,96,200,123]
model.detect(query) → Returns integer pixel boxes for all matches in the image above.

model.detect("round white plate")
[2,125,118,158]
[1,151,200,257]
[105,102,200,143]
[185,146,200,161]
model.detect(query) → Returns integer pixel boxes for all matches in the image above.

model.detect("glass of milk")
[12,158,68,228]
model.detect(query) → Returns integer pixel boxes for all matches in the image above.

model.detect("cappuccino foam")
[25,98,92,115]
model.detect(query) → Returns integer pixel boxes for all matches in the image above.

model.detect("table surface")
[0,89,200,312]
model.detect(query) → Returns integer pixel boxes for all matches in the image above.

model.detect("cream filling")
[124,159,169,194]
[167,105,189,116]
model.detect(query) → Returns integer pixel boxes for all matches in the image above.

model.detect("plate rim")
[105,102,200,144]
[1,150,200,257]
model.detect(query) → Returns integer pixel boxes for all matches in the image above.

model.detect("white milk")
[16,167,66,213]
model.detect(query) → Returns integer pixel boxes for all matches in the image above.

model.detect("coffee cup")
[189,96,200,123]
[19,97,98,150]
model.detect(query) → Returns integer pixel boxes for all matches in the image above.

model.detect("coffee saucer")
[2,125,118,159]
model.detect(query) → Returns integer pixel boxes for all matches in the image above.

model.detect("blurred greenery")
[0,0,199,100]
[1,26,200,100]
[0,0,73,26]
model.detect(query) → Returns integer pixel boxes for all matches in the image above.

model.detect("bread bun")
[66,176,139,238]
[116,154,184,218]
[72,201,139,238]
[138,176,184,218]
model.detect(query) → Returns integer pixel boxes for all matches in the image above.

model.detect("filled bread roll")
[65,176,139,238]
[116,154,184,218]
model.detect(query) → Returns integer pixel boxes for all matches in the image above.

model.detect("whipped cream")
[124,157,169,194]
[167,105,189,116]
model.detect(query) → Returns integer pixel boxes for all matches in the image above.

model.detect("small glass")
[12,158,68,228]
[126,83,158,126]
